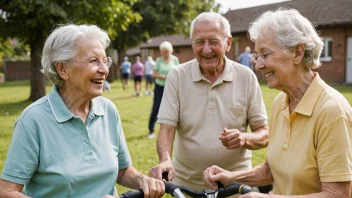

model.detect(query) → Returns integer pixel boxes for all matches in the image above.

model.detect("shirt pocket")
[226,106,247,129]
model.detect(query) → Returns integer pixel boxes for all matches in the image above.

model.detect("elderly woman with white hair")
[0,24,164,198]
[203,8,352,197]
[147,41,179,139]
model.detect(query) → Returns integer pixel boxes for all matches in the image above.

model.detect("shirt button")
[85,140,89,144]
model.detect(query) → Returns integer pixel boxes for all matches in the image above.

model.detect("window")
[321,37,332,62]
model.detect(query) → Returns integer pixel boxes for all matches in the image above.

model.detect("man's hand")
[203,165,236,190]
[149,160,175,181]
[219,128,246,149]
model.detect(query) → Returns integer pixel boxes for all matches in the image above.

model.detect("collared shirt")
[154,55,179,87]
[158,57,267,190]
[267,73,352,195]
[1,85,131,198]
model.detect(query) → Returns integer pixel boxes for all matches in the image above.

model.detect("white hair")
[159,41,173,52]
[248,8,324,70]
[190,12,231,38]
[41,24,110,85]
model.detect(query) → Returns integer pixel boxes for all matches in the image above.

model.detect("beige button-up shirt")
[158,57,268,190]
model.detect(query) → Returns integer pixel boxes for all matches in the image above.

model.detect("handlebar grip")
[239,184,254,194]
[119,189,143,198]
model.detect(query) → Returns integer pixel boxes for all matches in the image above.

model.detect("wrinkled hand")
[219,128,246,149]
[138,175,165,198]
[239,192,268,198]
[203,165,235,190]
[149,161,175,181]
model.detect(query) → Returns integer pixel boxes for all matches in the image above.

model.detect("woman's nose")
[254,59,265,71]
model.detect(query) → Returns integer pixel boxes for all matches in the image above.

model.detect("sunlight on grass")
[0,80,351,195]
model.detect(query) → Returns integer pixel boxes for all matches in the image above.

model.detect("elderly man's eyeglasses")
[72,57,112,68]
[191,37,227,47]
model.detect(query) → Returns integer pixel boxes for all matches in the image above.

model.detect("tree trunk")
[29,35,46,101]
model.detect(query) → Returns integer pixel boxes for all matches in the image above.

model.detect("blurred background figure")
[238,46,253,70]
[103,80,111,91]
[120,56,131,90]
[144,56,155,95]
[131,56,144,96]
[147,41,179,139]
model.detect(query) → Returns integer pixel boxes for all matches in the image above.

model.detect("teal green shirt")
[154,55,179,86]
[1,85,132,197]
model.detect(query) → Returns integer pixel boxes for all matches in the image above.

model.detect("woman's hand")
[203,165,235,189]
[137,175,165,198]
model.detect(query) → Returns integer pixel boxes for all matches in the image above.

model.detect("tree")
[112,0,219,71]
[0,0,141,101]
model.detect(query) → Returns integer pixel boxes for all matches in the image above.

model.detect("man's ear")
[293,44,305,64]
[55,62,69,80]
[226,36,233,52]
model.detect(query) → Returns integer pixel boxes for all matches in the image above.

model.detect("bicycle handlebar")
[119,181,254,198]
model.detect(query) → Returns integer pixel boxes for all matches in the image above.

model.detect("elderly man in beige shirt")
[149,12,269,192]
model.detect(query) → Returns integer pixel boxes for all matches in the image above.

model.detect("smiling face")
[62,37,109,100]
[191,20,232,73]
[254,33,296,91]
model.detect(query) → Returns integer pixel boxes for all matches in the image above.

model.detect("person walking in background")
[203,8,352,197]
[131,56,144,96]
[120,56,131,90]
[144,56,155,95]
[149,12,268,192]
[238,46,253,69]
[147,41,179,139]
[0,24,165,198]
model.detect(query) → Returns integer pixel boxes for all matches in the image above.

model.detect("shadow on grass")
[0,100,32,116]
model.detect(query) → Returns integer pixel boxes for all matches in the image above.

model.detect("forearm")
[117,166,145,189]
[0,179,28,198]
[157,124,176,162]
[232,161,273,187]
[244,124,268,150]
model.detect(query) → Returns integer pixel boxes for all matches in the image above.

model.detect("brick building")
[133,0,352,83]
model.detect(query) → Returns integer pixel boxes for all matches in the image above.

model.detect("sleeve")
[247,72,268,128]
[116,114,132,170]
[317,117,352,182]
[1,120,39,185]
[157,69,179,126]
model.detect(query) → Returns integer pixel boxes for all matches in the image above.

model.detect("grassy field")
[0,80,351,194]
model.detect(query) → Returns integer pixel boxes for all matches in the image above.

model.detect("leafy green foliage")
[0,0,141,100]
[113,0,220,58]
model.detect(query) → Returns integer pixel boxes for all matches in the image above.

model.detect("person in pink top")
[131,56,144,96]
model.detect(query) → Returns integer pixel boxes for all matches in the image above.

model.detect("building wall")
[4,61,31,81]
[229,27,352,83]
[142,46,195,64]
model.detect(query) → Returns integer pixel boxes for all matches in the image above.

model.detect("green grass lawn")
[0,80,351,194]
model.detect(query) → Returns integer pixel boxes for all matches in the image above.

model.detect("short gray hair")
[248,8,324,70]
[159,41,173,52]
[41,24,110,85]
[190,12,231,39]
